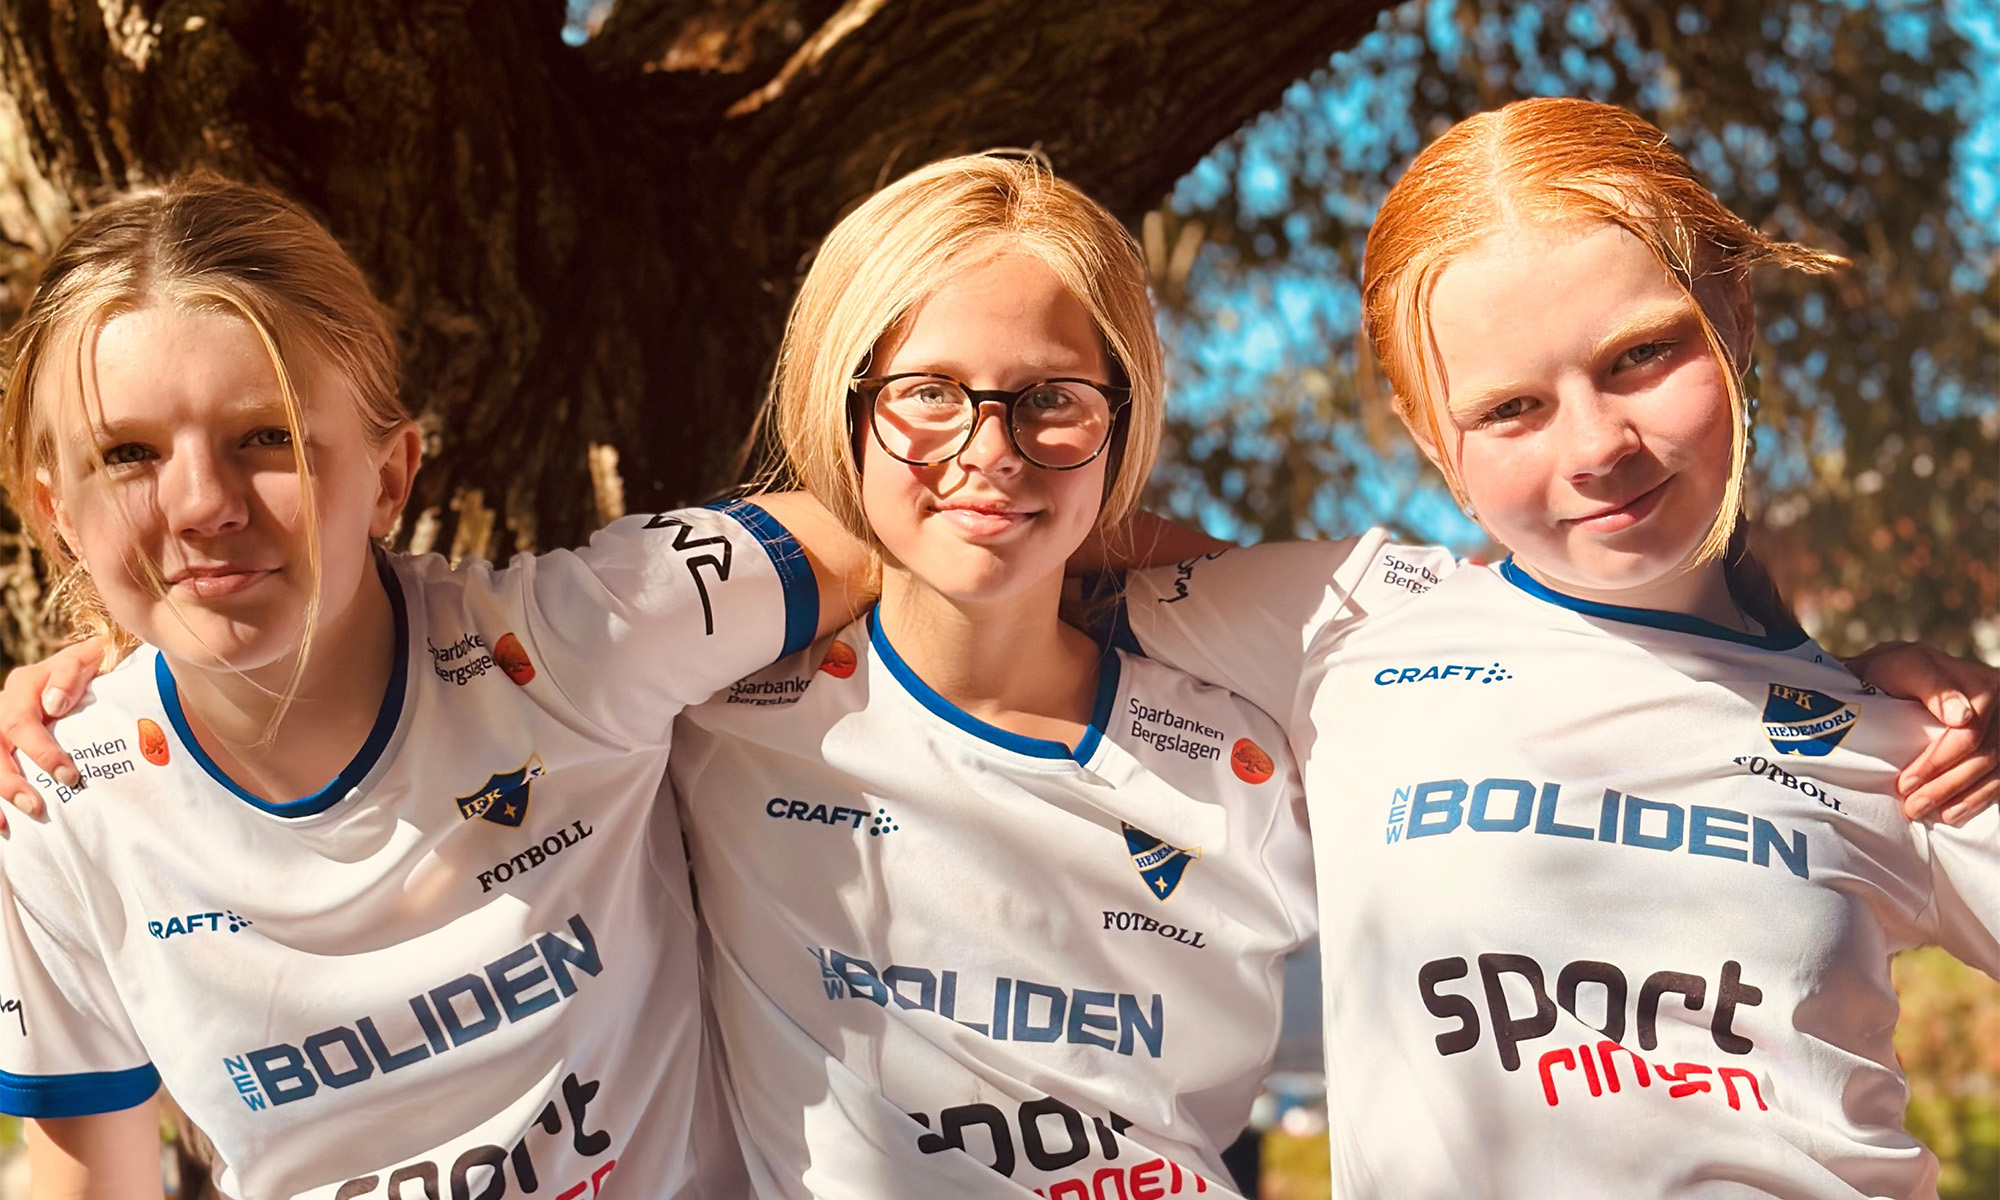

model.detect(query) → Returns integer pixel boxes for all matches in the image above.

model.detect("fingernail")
[55,766,80,789]
[1948,696,1973,725]
[41,686,67,717]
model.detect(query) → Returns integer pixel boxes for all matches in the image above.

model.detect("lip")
[932,500,1039,539]
[164,564,279,599]
[1563,477,1671,533]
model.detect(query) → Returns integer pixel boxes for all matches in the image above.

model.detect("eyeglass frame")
[848,372,1132,472]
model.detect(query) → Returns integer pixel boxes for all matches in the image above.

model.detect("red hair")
[1360,97,1842,563]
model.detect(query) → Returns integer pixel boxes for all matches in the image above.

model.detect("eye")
[1022,384,1079,413]
[243,426,294,449]
[101,443,155,468]
[1621,340,1673,369]
[1476,396,1535,427]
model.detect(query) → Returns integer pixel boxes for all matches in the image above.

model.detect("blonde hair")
[1361,97,1844,565]
[0,174,407,702]
[763,151,1164,543]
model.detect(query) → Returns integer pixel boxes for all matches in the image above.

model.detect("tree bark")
[0,0,1398,664]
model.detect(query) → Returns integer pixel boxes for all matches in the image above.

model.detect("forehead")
[880,251,1105,377]
[1425,220,1690,387]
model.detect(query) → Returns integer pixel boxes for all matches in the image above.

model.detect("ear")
[33,467,82,560]
[369,422,424,539]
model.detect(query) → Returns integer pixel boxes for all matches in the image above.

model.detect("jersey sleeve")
[1917,808,2000,978]
[0,817,159,1118]
[1104,531,1457,725]
[470,500,819,745]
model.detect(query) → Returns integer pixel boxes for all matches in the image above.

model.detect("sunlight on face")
[1424,221,1742,601]
[859,253,1113,608]
[42,305,389,675]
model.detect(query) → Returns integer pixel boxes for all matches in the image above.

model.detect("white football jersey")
[669,609,1315,1200]
[1115,534,2000,1199]
[0,502,817,1199]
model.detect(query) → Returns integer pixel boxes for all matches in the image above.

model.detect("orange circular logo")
[818,640,857,679]
[137,718,170,767]
[493,633,535,686]
[1231,738,1274,785]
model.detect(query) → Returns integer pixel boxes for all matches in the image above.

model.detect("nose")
[951,400,1023,474]
[160,442,251,540]
[1557,392,1641,483]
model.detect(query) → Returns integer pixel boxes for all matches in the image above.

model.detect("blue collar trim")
[1498,558,1809,651]
[868,607,1117,766]
[155,552,411,818]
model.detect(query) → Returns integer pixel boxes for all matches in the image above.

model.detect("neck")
[166,562,399,804]
[1518,556,1752,632]
[876,564,1103,745]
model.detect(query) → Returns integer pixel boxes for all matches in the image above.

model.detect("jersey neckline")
[1497,557,1809,651]
[154,552,412,818]
[866,607,1120,766]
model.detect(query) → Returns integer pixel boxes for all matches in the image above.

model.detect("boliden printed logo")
[1763,684,1858,757]
[1732,755,1846,814]
[493,632,535,685]
[137,718,170,766]
[334,1071,615,1199]
[765,797,900,835]
[908,1094,1219,1195]
[819,639,857,678]
[1419,952,1768,1116]
[1155,551,1227,606]
[456,756,546,827]
[1127,699,1224,763]
[1123,824,1200,900]
[0,994,23,1037]
[813,947,1164,1058]
[149,910,253,939]
[644,512,732,635]
[476,820,595,892]
[223,914,601,1113]
[1383,777,1811,880]
[1373,661,1513,686]
[1230,738,1274,785]
[1103,910,1208,950]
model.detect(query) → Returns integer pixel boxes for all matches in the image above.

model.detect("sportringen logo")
[1123,824,1199,900]
[1762,684,1858,757]
[456,756,546,827]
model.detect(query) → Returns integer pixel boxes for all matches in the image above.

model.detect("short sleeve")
[0,826,158,1118]
[1105,532,1457,725]
[469,500,819,745]
[1918,808,2000,978]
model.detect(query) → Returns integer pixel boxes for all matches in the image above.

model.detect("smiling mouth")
[933,504,1039,537]
[1564,477,1671,532]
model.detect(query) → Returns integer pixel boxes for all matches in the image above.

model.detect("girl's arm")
[27,1100,166,1200]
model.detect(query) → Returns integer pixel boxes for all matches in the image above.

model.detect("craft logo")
[456,756,546,827]
[1373,661,1513,686]
[137,719,170,766]
[819,639,857,679]
[1123,823,1199,901]
[765,798,899,835]
[1763,684,1857,757]
[150,910,253,939]
[493,632,535,685]
[1231,738,1274,784]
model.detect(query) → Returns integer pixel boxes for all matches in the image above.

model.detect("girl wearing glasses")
[668,153,1313,1199]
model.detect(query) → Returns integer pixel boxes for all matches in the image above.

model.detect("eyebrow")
[1441,297,1705,421]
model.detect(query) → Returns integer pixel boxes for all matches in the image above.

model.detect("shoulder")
[682,616,870,728]
[1111,651,1293,788]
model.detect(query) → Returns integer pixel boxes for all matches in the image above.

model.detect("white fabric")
[1118,535,1999,1199]
[0,503,813,1199]
[671,610,1315,1199]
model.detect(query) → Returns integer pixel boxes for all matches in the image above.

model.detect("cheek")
[1456,439,1547,528]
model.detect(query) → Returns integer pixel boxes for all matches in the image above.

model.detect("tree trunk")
[0,0,1399,665]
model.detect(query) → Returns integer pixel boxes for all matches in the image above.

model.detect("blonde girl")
[0,175,859,1197]
[1105,97,2000,1196]
[668,152,1312,1199]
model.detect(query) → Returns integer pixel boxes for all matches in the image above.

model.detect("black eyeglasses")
[851,373,1130,471]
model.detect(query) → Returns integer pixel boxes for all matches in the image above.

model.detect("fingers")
[1902,739,2000,822]
[1940,778,2000,828]
[42,640,105,720]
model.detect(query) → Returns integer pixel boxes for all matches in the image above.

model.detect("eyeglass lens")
[872,377,1114,469]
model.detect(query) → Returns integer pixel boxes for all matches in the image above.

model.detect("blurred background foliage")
[1140,0,1999,662]
[1134,0,1999,1195]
